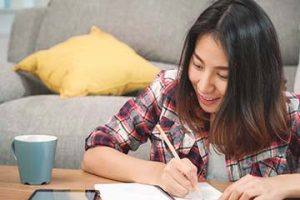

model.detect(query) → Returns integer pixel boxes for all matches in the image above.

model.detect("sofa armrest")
[8,7,47,63]
[0,64,51,104]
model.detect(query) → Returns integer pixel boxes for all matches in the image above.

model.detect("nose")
[196,72,215,94]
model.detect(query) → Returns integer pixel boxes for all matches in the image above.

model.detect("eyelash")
[217,73,228,79]
[192,60,204,70]
[192,60,228,80]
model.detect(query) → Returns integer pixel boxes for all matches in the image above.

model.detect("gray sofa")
[0,0,299,169]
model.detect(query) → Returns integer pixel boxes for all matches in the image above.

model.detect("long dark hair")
[176,0,288,158]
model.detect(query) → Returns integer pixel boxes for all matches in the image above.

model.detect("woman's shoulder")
[155,69,177,86]
[286,92,300,137]
[286,91,300,114]
[148,69,178,94]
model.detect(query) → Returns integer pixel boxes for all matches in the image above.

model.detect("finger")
[239,194,256,200]
[181,158,198,186]
[225,174,253,193]
[222,174,255,197]
[227,188,244,200]
[164,160,193,195]
[220,175,254,200]
[220,182,240,200]
[169,181,190,197]
[253,196,265,200]
[239,190,257,200]
[238,183,262,200]
[219,187,243,200]
[163,173,190,197]
[173,159,197,185]
[239,177,271,200]
[169,167,194,191]
[167,159,193,191]
[226,176,262,200]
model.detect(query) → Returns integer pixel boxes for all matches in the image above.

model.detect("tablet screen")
[28,189,100,200]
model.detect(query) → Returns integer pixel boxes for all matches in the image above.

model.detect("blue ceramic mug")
[11,135,57,185]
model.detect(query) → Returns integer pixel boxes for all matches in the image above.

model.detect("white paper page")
[95,183,172,200]
[175,182,222,200]
[95,182,222,200]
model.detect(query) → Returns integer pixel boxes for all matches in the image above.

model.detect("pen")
[156,124,203,200]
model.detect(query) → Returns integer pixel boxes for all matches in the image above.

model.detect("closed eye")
[192,61,204,70]
[217,73,228,79]
[192,57,204,70]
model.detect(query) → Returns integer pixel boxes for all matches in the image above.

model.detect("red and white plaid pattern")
[85,70,300,181]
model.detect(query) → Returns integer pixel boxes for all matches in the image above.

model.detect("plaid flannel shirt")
[85,70,300,181]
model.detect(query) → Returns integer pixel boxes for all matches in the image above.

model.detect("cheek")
[216,81,227,95]
[188,66,200,85]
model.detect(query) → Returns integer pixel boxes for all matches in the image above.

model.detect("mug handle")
[11,141,17,160]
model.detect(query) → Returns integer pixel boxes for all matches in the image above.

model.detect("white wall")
[0,13,14,64]
[0,0,49,65]
[0,0,49,9]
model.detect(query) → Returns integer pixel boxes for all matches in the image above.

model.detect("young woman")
[82,0,300,199]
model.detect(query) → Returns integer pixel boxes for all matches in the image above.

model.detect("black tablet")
[28,189,100,200]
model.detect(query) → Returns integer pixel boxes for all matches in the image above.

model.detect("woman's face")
[188,34,229,114]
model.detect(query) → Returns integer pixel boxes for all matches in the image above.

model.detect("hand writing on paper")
[157,158,198,197]
[219,174,286,200]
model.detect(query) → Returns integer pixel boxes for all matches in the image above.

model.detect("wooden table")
[0,165,229,200]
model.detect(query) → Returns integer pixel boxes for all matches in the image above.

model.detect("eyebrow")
[193,52,228,70]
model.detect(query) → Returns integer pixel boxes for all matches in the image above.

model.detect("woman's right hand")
[157,158,198,197]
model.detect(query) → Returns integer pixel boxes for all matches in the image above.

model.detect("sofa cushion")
[284,65,297,91]
[0,63,51,104]
[35,0,300,66]
[151,61,176,71]
[0,95,132,169]
[15,26,159,97]
[293,25,300,93]
[35,0,212,65]
[294,50,300,93]
[8,7,47,63]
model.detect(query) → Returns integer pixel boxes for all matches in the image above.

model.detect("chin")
[199,103,220,114]
[202,108,218,114]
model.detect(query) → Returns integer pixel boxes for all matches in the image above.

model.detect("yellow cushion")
[15,26,159,97]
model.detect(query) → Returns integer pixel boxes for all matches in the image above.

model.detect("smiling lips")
[198,95,221,106]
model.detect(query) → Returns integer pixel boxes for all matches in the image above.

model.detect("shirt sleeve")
[85,70,172,153]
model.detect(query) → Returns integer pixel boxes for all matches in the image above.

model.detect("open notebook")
[95,182,222,200]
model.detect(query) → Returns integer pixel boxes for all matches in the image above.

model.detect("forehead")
[196,33,222,45]
[195,33,224,52]
[194,34,228,65]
